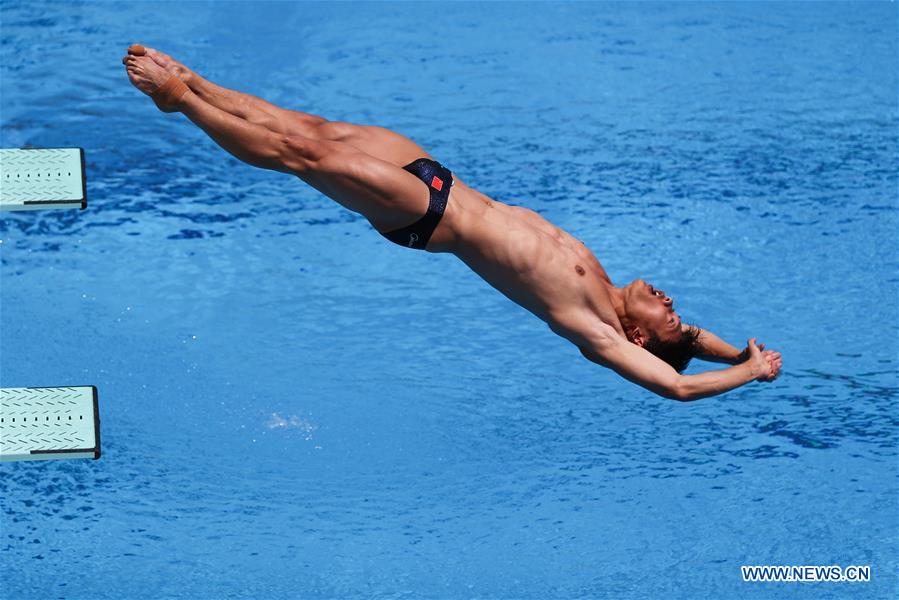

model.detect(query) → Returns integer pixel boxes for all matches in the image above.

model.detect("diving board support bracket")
[0,387,101,461]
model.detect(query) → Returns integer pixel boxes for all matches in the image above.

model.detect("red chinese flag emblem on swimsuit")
[431,176,443,191]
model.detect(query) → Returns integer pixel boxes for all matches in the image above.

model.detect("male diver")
[123,45,782,401]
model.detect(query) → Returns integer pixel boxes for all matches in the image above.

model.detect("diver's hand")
[736,340,766,363]
[745,338,782,382]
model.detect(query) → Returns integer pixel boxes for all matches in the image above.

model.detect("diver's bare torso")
[297,121,627,344]
[432,179,627,342]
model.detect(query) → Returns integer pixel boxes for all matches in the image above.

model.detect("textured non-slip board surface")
[0,148,86,210]
[0,387,100,461]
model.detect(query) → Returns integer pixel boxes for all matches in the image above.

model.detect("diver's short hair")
[644,325,702,373]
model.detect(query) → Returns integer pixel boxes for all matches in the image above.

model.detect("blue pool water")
[1,2,897,598]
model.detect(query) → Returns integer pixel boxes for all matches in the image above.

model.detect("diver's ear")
[629,326,646,347]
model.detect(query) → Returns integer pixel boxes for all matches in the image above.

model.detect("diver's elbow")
[666,377,693,402]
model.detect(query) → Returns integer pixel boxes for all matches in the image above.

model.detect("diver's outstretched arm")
[693,327,780,366]
[584,332,780,401]
[693,327,743,364]
[559,311,782,400]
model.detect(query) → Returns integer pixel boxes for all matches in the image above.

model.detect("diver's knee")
[277,135,331,173]
[248,112,287,135]
[314,121,358,142]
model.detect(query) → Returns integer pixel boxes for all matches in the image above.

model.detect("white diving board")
[0,148,87,211]
[0,387,101,461]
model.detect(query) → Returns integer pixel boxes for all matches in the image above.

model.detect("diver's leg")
[134,48,334,150]
[144,47,433,165]
[125,52,435,233]
[275,134,433,232]
[143,47,325,135]
[180,101,434,231]
[311,121,433,167]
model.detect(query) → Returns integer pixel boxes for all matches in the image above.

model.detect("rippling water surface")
[1,2,897,598]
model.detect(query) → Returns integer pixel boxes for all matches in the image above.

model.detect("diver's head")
[621,279,700,372]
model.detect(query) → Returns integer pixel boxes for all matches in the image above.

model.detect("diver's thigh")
[315,122,433,166]
[291,140,430,231]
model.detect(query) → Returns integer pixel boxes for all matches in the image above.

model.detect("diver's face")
[626,279,682,344]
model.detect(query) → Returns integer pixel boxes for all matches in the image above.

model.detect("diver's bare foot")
[124,53,173,96]
[123,52,189,112]
[145,47,194,86]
